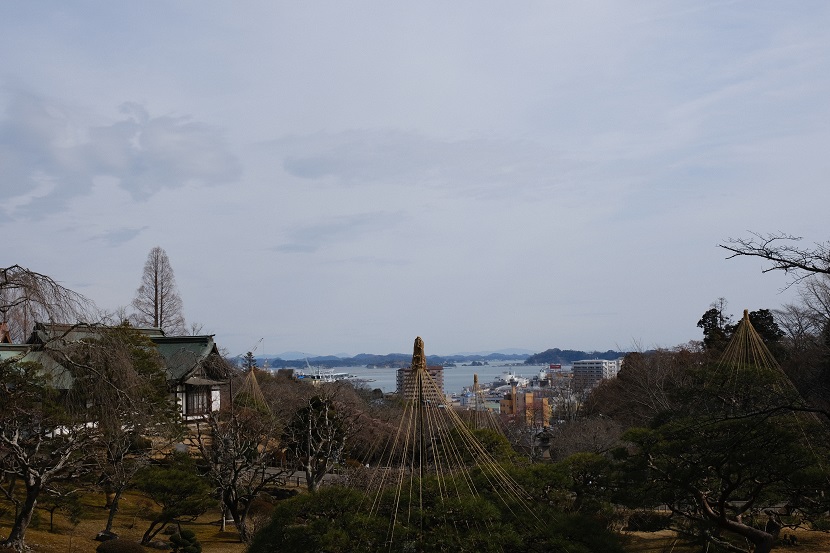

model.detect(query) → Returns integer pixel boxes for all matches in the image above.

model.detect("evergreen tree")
[134,453,214,545]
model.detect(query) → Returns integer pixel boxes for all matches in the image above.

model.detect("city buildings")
[499,385,551,427]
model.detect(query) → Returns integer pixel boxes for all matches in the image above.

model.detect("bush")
[96,539,147,553]
[170,528,201,553]
[811,516,830,531]
[625,511,672,532]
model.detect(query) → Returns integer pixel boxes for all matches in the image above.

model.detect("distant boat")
[491,370,529,387]
[295,367,360,383]
[295,359,360,383]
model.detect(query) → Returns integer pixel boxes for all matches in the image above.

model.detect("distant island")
[244,347,628,369]
[523,348,626,365]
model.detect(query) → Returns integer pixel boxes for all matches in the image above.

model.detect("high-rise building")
[572,359,621,389]
[396,365,445,402]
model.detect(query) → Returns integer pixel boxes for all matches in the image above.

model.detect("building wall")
[396,365,445,401]
[572,359,622,389]
[500,387,551,427]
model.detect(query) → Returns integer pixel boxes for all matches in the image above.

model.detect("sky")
[2,1,829,357]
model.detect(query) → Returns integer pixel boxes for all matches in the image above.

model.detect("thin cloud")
[274,211,404,254]
[279,130,585,200]
[88,225,149,247]
[0,93,241,219]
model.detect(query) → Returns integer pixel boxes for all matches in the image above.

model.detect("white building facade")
[572,359,622,389]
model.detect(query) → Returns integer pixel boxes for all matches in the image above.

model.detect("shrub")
[169,528,201,553]
[811,516,830,531]
[625,511,672,532]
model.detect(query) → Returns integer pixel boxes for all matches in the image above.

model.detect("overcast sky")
[2,1,828,357]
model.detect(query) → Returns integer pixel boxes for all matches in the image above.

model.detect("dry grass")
[622,528,830,552]
[0,491,246,553]
[6,491,830,553]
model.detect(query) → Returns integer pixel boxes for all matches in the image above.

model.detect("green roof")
[0,344,76,389]
[152,335,226,382]
[2,323,229,388]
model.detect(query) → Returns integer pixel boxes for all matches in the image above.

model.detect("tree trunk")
[141,519,165,545]
[232,511,250,544]
[712,513,776,553]
[225,498,251,543]
[305,465,319,493]
[2,480,40,550]
[103,487,124,533]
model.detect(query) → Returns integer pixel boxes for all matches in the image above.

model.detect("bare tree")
[796,273,830,326]
[721,231,830,283]
[83,326,184,537]
[0,362,98,551]
[282,394,351,493]
[547,417,622,461]
[0,324,182,550]
[131,247,186,334]
[0,264,91,342]
[193,406,290,543]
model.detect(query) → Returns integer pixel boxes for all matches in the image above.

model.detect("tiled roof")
[2,323,228,388]
[152,335,223,382]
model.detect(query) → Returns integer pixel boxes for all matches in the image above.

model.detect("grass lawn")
[0,490,247,553]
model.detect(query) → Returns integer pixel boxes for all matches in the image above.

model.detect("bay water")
[341,363,554,395]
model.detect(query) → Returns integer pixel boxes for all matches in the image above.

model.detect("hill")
[524,348,627,365]
[239,347,628,369]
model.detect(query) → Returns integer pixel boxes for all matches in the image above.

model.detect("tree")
[0,264,91,343]
[721,231,830,281]
[697,298,732,352]
[775,277,830,415]
[617,323,830,553]
[131,247,186,334]
[0,359,100,550]
[622,401,826,553]
[0,265,93,550]
[546,417,623,462]
[85,325,184,536]
[282,395,349,492]
[247,483,625,553]
[242,351,257,371]
[697,300,785,358]
[0,324,181,550]
[134,453,214,545]
[35,483,84,533]
[586,347,697,428]
[192,399,290,543]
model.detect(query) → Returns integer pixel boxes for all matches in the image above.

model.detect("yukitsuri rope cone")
[354,337,541,551]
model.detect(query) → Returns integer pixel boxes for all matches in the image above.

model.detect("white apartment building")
[572,358,622,389]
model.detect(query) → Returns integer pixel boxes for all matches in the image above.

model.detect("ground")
[0,490,246,553]
[622,529,830,552]
[3,492,830,552]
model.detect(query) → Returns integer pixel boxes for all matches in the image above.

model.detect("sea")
[336,362,557,395]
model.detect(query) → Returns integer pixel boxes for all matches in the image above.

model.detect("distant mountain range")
[267,348,536,361]
[236,347,627,369]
